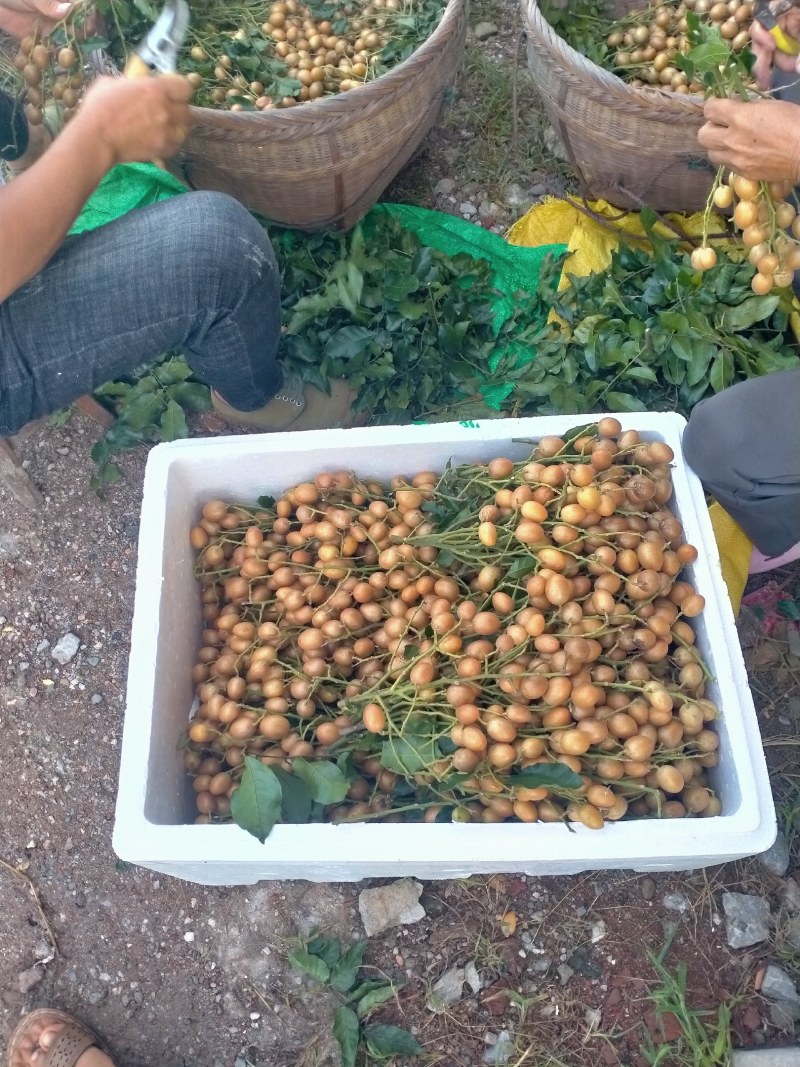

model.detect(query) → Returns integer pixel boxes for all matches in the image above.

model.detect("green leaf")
[346,978,391,1003]
[230,757,282,843]
[272,767,313,823]
[333,1005,361,1067]
[159,398,189,441]
[324,325,375,361]
[288,949,331,985]
[336,261,364,313]
[170,381,212,412]
[357,983,398,1018]
[90,439,110,465]
[682,36,729,73]
[380,736,440,775]
[119,391,163,431]
[291,758,350,805]
[709,350,732,393]
[778,600,800,621]
[89,461,122,494]
[718,294,780,331]
[330,940,368,992]
[364,1024,423,1059]
[308,934,342,969]
[508,764,583,791]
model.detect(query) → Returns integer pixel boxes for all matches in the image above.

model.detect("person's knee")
[169,192,279,301]
[683,391,739,493]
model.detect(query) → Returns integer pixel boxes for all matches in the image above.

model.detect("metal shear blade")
[137,0,190,73]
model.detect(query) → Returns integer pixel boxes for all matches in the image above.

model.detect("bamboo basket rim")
[522,0,707,117]
[188,0,465,131]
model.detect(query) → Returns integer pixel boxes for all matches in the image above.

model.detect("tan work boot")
[212,370,355,432]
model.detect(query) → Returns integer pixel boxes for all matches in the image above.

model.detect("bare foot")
[10,1014,114,1067]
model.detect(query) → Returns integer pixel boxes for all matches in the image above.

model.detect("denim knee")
[683,392,735,494]
[165,191,279,309]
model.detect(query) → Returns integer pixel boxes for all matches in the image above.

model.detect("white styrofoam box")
[114,413,775,885]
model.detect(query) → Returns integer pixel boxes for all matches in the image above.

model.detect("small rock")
[591,921,607,943]
[504,182,527,208]
[761,965,800,1005]
[75,890,87,908]
[86,655,100,667]
[433,177,455,197]
[465,961,482,994]
[35,640,50,654]
[543,125,569,163]
[358,879,426,937]
[731,1048,800,1065]
[51,632,80,665]
[663,892,690,914]
[483,1030,514,1065]
[426,966,465,1013]
[585,1007,602,1030]
[473,20,498,39]
[33,941,51,960]
[460,202,477,218]
[759,832,791,878]
[90,694,103,705]
[785,915,800,950]
[785,879,800,913]
[723,892,771,948]
[18,965,44,994]
[640,877,657,901]
[0,533,22,563]
[528,182,547,198]
[86,990,106,1006]
[769,1000,800,1031]
[557,963,574,985]
[567,946,602,980]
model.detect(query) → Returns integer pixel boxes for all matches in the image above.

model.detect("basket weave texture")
[521,0,715,212]
[178,0,467,231]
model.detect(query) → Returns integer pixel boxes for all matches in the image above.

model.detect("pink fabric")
[749,540,800,575]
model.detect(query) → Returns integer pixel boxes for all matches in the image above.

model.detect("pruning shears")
[122,0,190,167]
[754,0,800,56]
[124,0,190,78]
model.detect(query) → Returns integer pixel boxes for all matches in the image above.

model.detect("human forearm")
[0,73,191,304]
[0,113,114,302]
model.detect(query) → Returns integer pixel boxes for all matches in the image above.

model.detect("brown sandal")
[7,1009,115,1067]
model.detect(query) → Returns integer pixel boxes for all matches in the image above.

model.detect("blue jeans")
[0,191,281,435]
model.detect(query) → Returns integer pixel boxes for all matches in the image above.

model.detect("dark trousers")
[0,191,282,435]
[683,369,800,556]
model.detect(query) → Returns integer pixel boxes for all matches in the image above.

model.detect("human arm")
[0,74,192,304]
[697,96,800,184]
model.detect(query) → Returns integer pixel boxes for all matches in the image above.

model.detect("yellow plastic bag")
[707,502,752,615]
[506,196,713,289]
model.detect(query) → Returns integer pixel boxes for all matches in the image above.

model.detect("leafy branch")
[287,933,422,1066]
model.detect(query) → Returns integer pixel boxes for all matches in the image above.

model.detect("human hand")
[750,5,800,90]
[698,97,800,185]
[0,0,73,39]
[72,74,193,167]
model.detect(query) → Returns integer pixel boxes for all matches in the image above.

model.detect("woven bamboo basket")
[521,0,715,212]
[177,0,467,231]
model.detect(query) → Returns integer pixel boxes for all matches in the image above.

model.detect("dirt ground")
[2,2,800,1065]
